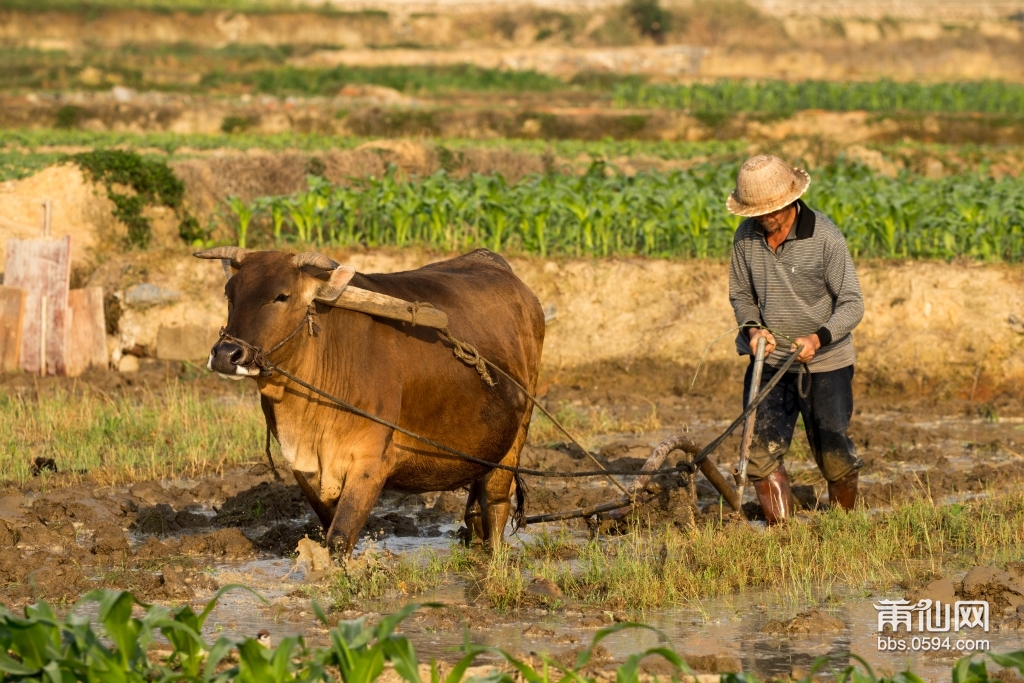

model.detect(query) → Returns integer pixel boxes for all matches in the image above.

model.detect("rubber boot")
[753,464,793,526]
[828,470,859,511]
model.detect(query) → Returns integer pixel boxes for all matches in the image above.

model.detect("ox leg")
[479,404,534,545]
[463,483,485,547]
[479,466,515,546]
[323,441,393,558]
[292,471,334,531]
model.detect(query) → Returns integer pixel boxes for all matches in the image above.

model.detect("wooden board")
[67,287,107,377]
[0,286,25,373]
[326,286,449,329]
[3,237,71,375]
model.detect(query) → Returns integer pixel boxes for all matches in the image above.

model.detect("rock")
[124,283,180,306]
[117,354,139,373]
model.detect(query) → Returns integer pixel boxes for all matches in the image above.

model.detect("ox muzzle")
[208,339,262,379]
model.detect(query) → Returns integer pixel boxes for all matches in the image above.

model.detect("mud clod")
[907,577,957,604]
[176,528,255,557]
[214,482,310,527]
[762,608,844,634]
[528,577,565,601]
[92,524,130,556]
[684,654,743,674]
[960,566,1024,610]
[160,566,195,599]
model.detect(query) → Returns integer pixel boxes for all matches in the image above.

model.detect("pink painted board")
[3,236,72,375]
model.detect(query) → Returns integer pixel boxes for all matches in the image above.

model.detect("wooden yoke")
[322,287,449,330]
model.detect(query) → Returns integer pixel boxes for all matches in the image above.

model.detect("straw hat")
[726,155,811,217]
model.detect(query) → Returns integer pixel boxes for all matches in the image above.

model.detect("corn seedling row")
[613,79,1024,117]
[231,161,1024,261]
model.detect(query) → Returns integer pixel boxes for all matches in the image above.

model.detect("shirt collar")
[752,199,815,241]
[793,198,815,240]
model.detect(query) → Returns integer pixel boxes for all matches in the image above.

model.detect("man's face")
[755,206,792,235]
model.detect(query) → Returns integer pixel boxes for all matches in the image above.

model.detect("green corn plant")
[227,196,256,249]
[160,584,264,678]
[255,196,287,244]
[1,590,1024,682]
[235,160,1024,262]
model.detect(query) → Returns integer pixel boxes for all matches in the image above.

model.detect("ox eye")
[274,293,290,303]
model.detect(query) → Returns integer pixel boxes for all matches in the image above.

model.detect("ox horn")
[292,252,356,303]
[292,252,340,271]
[194,247,252,279]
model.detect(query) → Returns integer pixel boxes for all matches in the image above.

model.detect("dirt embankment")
[2,6,1022,82]
[8,90,1024,144]
[59,245,1024,403]
[6,140,1021,269]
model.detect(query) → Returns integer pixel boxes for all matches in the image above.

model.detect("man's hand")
[748,328,776,357]
[791,334,821,363]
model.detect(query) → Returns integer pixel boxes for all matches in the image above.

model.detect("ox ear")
[194,247,252,280]
[312,265,356,303]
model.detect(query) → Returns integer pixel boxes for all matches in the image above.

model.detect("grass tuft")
[0,382,263,487]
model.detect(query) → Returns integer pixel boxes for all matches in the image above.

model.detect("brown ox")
[195,247,544,555]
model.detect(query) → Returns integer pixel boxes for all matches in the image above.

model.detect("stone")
[124,283,179,306]
[117,354,139,373]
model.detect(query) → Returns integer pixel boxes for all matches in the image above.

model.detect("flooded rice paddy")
[3,364,1024,681]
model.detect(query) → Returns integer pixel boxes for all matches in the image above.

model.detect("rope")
[406,301,432,328]
[216,300,798,504]
[797,363,812,399]
[265,425,283,482]
[439,327,496,387]
[260,348,801,481]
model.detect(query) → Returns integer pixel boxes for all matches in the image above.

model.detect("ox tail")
[511,472,528,531]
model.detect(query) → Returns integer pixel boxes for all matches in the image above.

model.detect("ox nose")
[209,341,247,374]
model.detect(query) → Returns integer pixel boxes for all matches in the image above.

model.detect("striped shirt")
[729,199,864,373]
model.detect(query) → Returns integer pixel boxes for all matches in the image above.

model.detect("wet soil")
[3,362,1024,678]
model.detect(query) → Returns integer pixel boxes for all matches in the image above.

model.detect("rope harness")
[216,300,802,514]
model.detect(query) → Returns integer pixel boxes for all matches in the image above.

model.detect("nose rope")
[215,303,319,376]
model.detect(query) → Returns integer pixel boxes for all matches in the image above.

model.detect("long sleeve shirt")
[729,199,864,373]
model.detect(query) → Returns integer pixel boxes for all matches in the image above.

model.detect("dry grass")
[527,402,661,448]
[0,382,264,487]
[346,492,1024,612]
[520,493,1024,609]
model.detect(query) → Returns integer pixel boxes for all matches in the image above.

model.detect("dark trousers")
[742,362,863,482]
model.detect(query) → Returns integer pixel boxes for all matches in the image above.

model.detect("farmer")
[726,155,865,524]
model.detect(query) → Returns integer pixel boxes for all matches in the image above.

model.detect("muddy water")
[197,538,1023,683]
